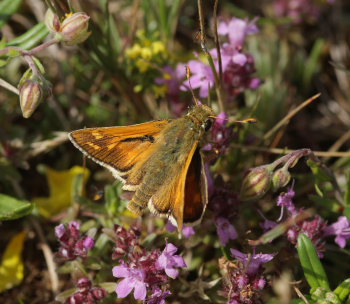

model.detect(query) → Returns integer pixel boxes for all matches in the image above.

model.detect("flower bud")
[19,79,44,118]
[239,165,272,201]
[272,166,291,192]
[58,12,91,45]
[44,9,60,33]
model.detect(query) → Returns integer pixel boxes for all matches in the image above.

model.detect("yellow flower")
[33,166,90,218]
[151,41,166,55]
[0,232,25,292]
[153,85,168,97]
[126,44,142,59]
[135,59,150,73]
[140,47,152,60]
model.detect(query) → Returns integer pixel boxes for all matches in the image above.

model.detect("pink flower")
[218,17,259,47]
[156,243,186,279]
[113,264,147,300]
[55,221,94,260]
[277,187,297,215]
[324,216,350,248]
[230,249,276,275]
[181,60,215,98]
[215,217,238,246]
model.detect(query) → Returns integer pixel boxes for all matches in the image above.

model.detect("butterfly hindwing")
[148,144,207,231]
[183,148,208,224]
[68,120,171,185]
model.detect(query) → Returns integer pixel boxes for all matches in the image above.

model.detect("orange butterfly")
[68,104,216,231]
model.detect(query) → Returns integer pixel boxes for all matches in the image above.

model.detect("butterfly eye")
[203,119,212,131]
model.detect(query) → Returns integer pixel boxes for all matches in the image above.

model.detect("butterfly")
[68,104,216,231]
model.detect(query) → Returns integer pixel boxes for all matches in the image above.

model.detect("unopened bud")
[18,75,51,118]
[239,166,272,201]
[44,9,60,33]
[272,166,291,192]
[58,12,91,45]
[19,80,43,118]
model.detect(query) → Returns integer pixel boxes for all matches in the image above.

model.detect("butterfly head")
[187,104,216,132]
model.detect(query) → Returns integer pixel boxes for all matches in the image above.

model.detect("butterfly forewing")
[68,120,170,183]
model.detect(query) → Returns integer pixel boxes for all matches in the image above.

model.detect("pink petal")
[335,235,346,248]
[218,22,229,35]
[156,253,167,269]
[165,267,179,279]
[133,281,147,300]
[232,53,247,66]
[116,278,134,298]
[173,255,187,268]
[112,265,129,278]
[165,243,178,255]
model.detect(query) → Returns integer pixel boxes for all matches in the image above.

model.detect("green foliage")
[0,0,22,29]
[297,233,330,291]
[0,193,33,220]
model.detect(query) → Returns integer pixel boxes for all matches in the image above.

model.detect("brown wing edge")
[68,131,128,182]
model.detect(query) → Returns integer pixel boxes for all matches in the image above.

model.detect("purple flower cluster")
[66,277,107,304]
[220,249,275,304]
[111,225,186,302]
[183,17,260,101]
[275,188,327,255]
[287,216,327,256]
[55,221,94,260]
[274,0,335,24]
[209,186,240,246]
[157,16,261,111]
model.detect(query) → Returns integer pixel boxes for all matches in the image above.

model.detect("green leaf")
[334,278,350,301]
[7,22,49,50]
[0,0,22,29]
[0,194,33,220]
[297,233,330,291]
[345,172,350,206]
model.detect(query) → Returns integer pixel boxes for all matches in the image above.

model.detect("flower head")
[218,17,259,47]
[156,243,186,279]
[324,216,350,248]
[215,217,238,246]
[112,224,140,259]
[287,215,327,256]
[219,256,269,304]
[67,277,107,304]
[55,221,94,261]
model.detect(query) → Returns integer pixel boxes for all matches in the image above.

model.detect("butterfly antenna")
[208,116,257,124]
[186,66,200,106]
